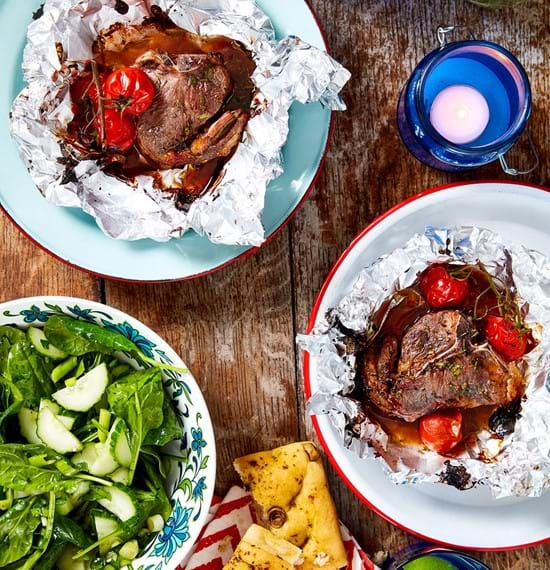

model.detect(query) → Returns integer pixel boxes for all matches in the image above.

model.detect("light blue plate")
[0,0,332,282]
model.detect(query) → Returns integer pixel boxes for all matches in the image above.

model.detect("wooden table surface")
[2,0,549,568]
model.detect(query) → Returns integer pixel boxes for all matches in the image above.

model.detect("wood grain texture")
[292,0,550,568]
[104,229,299,492]
[2,0,542,568]
[0,215,99,301]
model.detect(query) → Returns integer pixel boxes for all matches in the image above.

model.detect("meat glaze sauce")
[67,15,256,207]
[352,262,533,455]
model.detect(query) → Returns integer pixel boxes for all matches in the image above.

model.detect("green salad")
[0,315,184,569]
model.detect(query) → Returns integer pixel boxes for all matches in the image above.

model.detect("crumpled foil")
[298,226,550,498]
[10,0,350,244]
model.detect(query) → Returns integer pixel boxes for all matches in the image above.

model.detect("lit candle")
[429,85,490,145]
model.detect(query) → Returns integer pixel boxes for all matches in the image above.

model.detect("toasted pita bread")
[234,442,347,569]
[223,524,304,569]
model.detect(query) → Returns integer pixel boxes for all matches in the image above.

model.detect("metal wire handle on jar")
[437,25,476,48]
[499,131,540,176]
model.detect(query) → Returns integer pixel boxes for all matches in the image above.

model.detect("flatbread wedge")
[223,524,304,569]
[234,442,347,569]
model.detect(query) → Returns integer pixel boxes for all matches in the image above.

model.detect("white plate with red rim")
[304,180,550,550]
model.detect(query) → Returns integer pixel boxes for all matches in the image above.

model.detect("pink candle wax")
[429,85,490,145]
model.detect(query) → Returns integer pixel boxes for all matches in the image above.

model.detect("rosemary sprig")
[90,60,106,152]
[468,263,529,335]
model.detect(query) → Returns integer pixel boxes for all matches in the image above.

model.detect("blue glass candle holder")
[384,543,490,570]
[397,27,536,173]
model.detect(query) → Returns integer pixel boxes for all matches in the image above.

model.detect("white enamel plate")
[304,181,550,550]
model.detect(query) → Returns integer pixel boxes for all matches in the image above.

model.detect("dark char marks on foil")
[33,4,45,20]
[489,398,523,438]
[114,0,130,15]
[439,461,473,491]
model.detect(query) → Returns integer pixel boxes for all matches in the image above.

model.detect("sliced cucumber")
[108,418,132,468]
[72,443,119,477]
[71,481,91,501]
[94,513,122,555]
[27,326,68,360]
[18,408,42,444]
[109,467,130,485]
[37,406,82,454]
[52,363,109,412]
[98,485,138,522]
[41,399,60,414]
[59,416,75,430]
[39,399,75,430]
[57,481,91,516]
[57,545,89,570]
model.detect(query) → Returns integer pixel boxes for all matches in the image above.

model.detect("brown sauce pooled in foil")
[66,13,256,208]
[352,263,533,456]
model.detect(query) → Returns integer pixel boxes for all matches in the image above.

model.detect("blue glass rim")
[414,39,532,155]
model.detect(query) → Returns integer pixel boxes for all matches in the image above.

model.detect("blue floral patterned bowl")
[0,296,216,570]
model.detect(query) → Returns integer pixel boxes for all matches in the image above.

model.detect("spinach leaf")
[141,456,172,521]
[0,327,26,345]
[32,538,66,570]
[0,400,22,443]
[0,338,11,378]
[52,515,91,548]
[44,316,126,357]
[18,492,56,570]
[143,396,182,447]
[0,445,82,494]
[44,316,184,372]
[0,497,41,566]
[6,340,53,405]
[107,369,164,482]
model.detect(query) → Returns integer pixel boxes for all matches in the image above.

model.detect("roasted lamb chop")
[362,310,525,422]
[134,51,248,168]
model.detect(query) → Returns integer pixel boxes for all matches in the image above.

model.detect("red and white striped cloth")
[179,487,380,570]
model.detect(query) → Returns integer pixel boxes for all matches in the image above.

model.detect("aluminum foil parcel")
[298,226,550,498]
[10,0,350,244]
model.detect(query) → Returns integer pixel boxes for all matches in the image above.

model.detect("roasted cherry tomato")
[70,72,104,110]
[102,68,155,116]
[419,265,469,309]
[419,410,463,454]
[483,315,528,362]
[94,109,136,153]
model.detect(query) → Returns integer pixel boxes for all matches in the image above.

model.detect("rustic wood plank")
[0,215,100,300]
[1,0,548,567]
[104,229,298,494]
[294,0,550,567]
